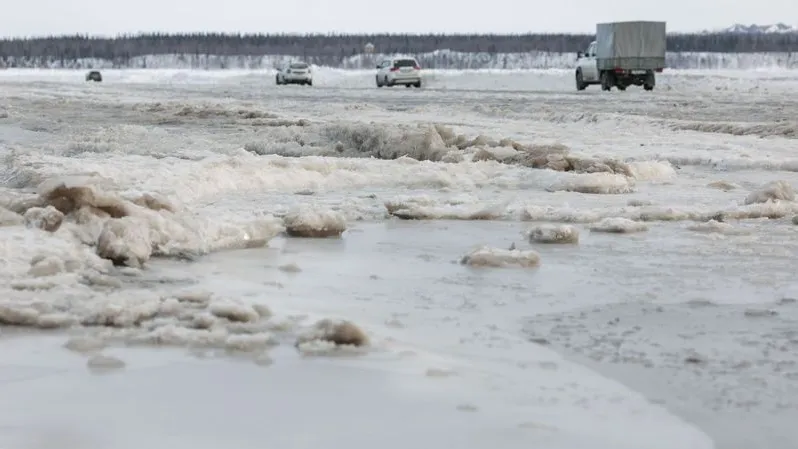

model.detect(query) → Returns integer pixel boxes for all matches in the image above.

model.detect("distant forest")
[1,32,797,63]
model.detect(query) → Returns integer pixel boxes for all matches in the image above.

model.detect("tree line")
[0,32,796,65]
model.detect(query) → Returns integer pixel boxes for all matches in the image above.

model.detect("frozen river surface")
[1,68,798,449]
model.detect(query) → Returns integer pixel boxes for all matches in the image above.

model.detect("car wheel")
[414,81,421,88]
[276,76,281,85]
[575,70,587,91]
[385,76,391,87]
[376,76,383,87]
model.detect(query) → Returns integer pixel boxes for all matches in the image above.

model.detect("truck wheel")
[617,85,627,91]
[600,72,613,91]
[644,71,656,91]
[575,70,587,91]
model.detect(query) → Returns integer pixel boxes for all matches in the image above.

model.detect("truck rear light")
[613,68,625,74]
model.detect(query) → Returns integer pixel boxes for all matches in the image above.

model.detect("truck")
[575,21,666,92]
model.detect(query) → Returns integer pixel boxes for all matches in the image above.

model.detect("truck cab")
[575,41,600,87]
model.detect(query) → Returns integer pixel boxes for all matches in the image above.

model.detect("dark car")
[86,71,102,82]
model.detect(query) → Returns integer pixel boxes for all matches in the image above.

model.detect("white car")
[276,62,313,86]
[375,57,422,88]
[575,41,600,89]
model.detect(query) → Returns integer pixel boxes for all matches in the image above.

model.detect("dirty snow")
[527,224,580,244]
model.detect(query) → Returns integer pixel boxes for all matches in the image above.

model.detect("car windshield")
[290,63,308,69]
[393,59,417,68]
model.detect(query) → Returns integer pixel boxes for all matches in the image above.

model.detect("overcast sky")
[1,0,796,37]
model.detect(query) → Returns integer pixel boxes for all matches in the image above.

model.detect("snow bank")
[0,172,297,352]
[686,220,749,235]
[23,206,64,232]
[243,121,674,187]
[10,116,682,210]
[499,145,674,183]
[521,200,798,225]
[96,217,153,268]
[246,123,442,161]
[0,206,24,226]
[18,120,573,202]
[248,123,473,162]
[283,205,347,238]
[326,123,450,161]
[27,255,70,278]
[385,195,507,221]
[243,122,683,200]
[626,161,678,181]
[0,265,368,361]
[527,224,580,244]
[6,51,797,70]
[460,246,541,268]
[590,218,649,234]
[295,319,369,356]
[547,172,635,195]
[673,121,798,139]
[707,180,739,191]
[744,180,795,205]
[8,176,284,266]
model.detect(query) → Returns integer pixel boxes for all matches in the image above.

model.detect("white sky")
[1,0,796,37]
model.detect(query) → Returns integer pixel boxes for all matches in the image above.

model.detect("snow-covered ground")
[4,49,798,70]
[1,68,798,448]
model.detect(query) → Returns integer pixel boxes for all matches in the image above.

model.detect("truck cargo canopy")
[596,21,666,59]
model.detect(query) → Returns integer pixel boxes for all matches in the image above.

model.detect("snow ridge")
[5,50,798,70]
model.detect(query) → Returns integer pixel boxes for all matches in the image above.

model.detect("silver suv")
[376,58,421,88]
[276,62,313,86]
